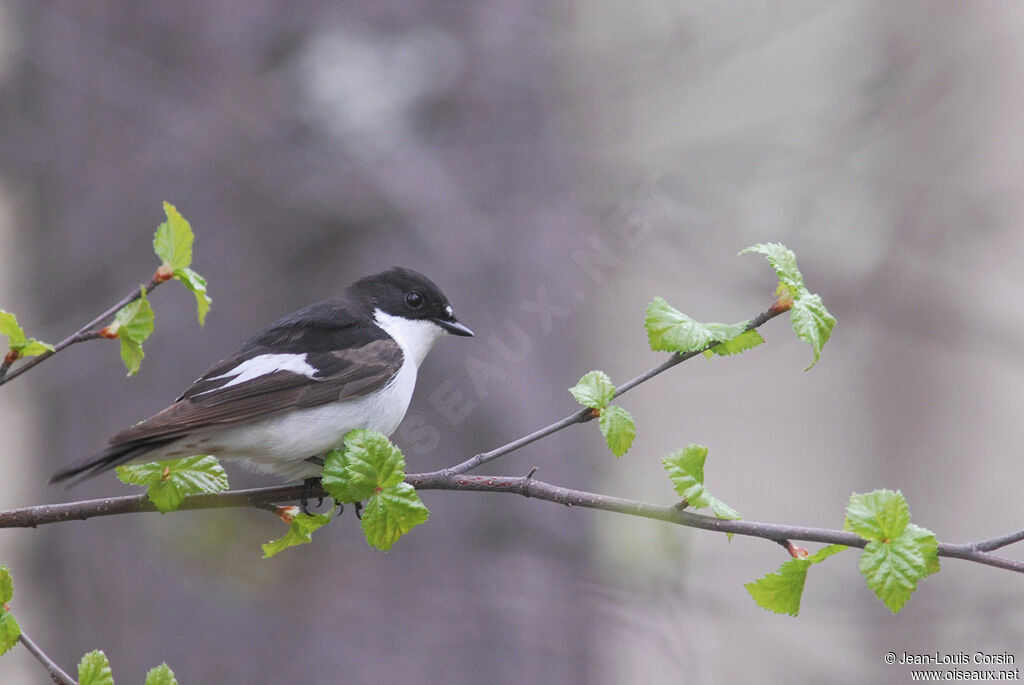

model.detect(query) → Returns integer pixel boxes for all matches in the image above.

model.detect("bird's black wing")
[109,321,402,445]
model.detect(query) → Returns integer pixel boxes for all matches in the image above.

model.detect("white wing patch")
[196,353,317,395]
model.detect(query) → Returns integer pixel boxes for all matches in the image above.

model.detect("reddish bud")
[589,408,601,419]
[154,264,175,282]
[787,541,809,559]
[98,326,119,339]
[3,350,19,365]
[161,465,172,481]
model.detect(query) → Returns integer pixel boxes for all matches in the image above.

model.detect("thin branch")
[4,475,1022,574]
[0,274,163,386]
[18,631,76,685]
[448,301,789,475]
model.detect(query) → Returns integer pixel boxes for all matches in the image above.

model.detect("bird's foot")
[300,477,323,515]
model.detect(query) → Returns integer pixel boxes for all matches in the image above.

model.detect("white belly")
[150,359,418,480]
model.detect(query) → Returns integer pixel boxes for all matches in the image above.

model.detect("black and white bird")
[51,267,473,487]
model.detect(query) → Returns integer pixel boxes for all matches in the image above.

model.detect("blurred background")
[1,1,1023,683]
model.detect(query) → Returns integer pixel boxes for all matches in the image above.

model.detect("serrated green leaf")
[0,310,53,357]
[145,663,179,685]
[361,483,429,551]
[321,448,362,503]
[262,512,332,558]
[15,340,54,356]
[906,523,940,578]
[111,288,155,376]
[844,489,909,542]
[705,329,764,359]
[746,544,847,616]
[117,455,228,513]
[0,611,20,656]
[845,491,937,613]
[809,543,848,564]
[745,557,811,616]
[119,338,144,377]
[740,243,803,293]
[78,650,114,685]
[0,566,12,604]
[569,370,616,410]
[599,404,635,457]
[0,310,26,347]
[645,298,746,354]
[112,289,155,342]
[662,444,741,523]
[708,497,741,521]
[859,537,929,613]
[154,202,194,271]
[322,430,405,503]
[663,444,709,506]
[790,292,835,370]
[175,267,211,326]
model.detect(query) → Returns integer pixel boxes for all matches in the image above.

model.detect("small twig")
[18,630,76,685]
[448,302,788,475]
[0,275,163,387]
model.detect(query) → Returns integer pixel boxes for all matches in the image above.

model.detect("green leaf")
[705,329,765,359]
[745,557,811,616]
[740,243,803,295]
[175,267,211,326]
[809,543,848,564]
[0,310,53,357]
[569,370,616,410]
[843,489,909,542]
[0,611,20,656]
[0,566,12,604]
[110,288,155,376]
[145,663,179,685]
[262,512,332,558]
[361,483,429,551]
[645,298,746,354]
[845,490,938,613]
[321,448,361,503]
[859,536,929,613]
[117,455,229,513]
[322,430,404,503]
[745,544,847,616]
[0,311,24,347]
[741,242,835,370]
[319,430,430,551]
[78,650,114,685]
[662,444,740,522]
[790,292,835,370]
[906,523,940,578]
[599,405,635,457]
[154,202,194,271]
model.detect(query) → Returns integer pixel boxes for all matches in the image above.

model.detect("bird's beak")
[433,317,474,337]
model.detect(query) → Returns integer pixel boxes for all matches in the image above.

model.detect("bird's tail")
[50,439,173,487]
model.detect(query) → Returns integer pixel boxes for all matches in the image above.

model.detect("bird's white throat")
[373,308,448,367]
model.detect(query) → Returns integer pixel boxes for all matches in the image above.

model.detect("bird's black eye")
[405,291,424,309]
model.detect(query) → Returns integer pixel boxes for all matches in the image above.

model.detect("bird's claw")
[300,477,323,515]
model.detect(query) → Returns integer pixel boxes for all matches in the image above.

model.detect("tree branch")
[4,475,1022,574]
[0,274,164,386]
[18,630,76,685]
[448,300,789,475]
